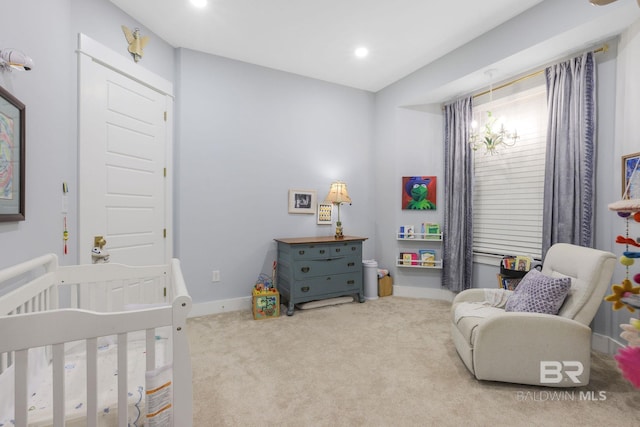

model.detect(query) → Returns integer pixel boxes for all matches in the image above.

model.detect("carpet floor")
[187,296,640,427]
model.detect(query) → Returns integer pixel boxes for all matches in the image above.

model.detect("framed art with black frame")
[0,85,25,222]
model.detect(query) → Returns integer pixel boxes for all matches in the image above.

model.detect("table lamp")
[324,181,351,239]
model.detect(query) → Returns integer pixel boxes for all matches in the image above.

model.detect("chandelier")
[469,111,519,155]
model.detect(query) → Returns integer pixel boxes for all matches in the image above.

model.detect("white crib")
[0,254,193,427]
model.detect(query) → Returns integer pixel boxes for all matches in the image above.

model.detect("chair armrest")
[452,288,512,305]
[476,312,591,345]
[473,313,592,386]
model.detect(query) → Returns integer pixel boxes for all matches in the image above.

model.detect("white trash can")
[362,259,379,300]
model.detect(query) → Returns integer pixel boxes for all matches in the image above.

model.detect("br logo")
[540,361,584,384]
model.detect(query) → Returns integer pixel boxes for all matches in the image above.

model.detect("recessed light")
[354,47,369,59]
[190,0,207,8]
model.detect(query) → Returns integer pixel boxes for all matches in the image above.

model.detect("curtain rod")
[472,43,608,100]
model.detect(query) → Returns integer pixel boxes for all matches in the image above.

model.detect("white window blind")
[472,84,547,259]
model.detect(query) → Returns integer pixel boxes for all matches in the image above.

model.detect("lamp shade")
[324,181,351,205]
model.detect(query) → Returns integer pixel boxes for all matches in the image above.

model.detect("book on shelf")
[420,222,441,238]
[399,225,415,239]
[501,255,532,272]
[400,252,418,265]
[419,249,436,267]
[405,225,415,239]
[497,274,522,290]
[514,256,531,271]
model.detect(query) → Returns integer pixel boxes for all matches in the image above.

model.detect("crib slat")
[52,343,65,427]
[87,338,98,427]
[14,349,28,427]
[146,328,156,371]
[118,333,128,427]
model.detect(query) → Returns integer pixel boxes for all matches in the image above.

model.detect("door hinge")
[163,228,167,238]
[164,111,167,121]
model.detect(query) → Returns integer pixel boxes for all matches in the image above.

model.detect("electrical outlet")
[212,270,221,282]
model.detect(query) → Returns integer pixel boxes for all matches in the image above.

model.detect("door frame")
[77,33,174,264]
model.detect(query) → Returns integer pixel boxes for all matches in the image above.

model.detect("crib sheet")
[0,328,170,427]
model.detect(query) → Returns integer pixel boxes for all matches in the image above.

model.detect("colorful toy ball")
[635,212,640,222]
[635,273,640,284]
[620,256,635,267]
[618,212,632,218]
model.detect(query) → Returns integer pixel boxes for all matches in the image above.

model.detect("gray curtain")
[443,97,474,292]
[542,52,596,257]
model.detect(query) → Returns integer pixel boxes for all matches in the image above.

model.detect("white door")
[78,34,173,265]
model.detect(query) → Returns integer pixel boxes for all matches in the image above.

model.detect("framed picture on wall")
[622,152,640,199]
[0,85,25,222]
[402,176,436,210]
[317,202,333,224]
[288,189,316,214]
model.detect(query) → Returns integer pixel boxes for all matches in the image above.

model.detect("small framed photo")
[317,202,333,224]
[0,86,25,222]
[288,189,316,214]
[622,152,640,199]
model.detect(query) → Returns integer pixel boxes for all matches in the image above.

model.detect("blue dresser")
[275,236,367,315]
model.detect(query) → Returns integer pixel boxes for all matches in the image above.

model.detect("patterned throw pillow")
[505,269,571,315]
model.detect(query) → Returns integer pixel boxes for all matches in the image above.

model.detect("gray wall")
[174,48,375,304]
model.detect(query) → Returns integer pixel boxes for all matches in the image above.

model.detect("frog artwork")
[402,176,436,210]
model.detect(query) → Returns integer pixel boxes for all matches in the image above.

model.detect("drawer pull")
[301,267,310,273]
[347,262,355,267]
[347,280,355,285]
[351,247,356,251]
[319,249,325,254]
[298,250,305,255]
[301,286,310,292]
[336,248,341,253]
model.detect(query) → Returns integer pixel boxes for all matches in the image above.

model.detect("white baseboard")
[392,285,455,302]
[592,332,625,355]
[188,286,454,318]
[189,296,251,318]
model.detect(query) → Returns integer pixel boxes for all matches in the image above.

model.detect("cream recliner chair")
[450,243,615,387]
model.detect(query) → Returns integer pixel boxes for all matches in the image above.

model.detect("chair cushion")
[505,269,571,315]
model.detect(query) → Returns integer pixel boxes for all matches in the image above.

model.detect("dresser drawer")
[291,245,332,260]
[291,242,362,260]
[293,273,361,298]
[293,257,360,279]
[330,243,362,258]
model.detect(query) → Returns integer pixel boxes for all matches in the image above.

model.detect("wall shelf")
[396,232,442,241]
[396,230,443,269]
[395,259,443,269]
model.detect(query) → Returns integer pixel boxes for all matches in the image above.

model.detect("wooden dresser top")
[274,236,368,245]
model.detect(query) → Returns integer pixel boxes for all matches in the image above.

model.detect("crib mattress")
[0,329,170,427]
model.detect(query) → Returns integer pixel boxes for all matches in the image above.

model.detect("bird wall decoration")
[121,25,149,63]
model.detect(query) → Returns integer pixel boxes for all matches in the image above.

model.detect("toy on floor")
[252,273,279,319]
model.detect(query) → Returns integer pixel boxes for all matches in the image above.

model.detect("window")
[472,84,548,260]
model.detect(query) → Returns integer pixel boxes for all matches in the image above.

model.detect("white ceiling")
[109,0,546,92]
[109,0,640,93]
